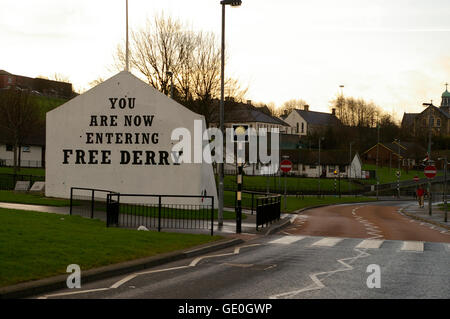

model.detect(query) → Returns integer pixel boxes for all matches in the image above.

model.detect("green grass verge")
[0,208,222,287]
[361,164,443,185]
[223,175,363,193]
[0,190,71,206]
[0,167,46,177]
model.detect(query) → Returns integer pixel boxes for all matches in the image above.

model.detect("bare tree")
[278,99,308,116]
[0,88,42,173]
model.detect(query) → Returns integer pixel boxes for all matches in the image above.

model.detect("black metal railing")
[256,195,281,231]
[69,187,116,220]
[106,193,215,236]
[0,173,45,190]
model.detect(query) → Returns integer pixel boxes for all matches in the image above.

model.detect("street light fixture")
[218,0,242,228]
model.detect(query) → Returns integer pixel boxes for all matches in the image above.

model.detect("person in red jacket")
[416,185,425,208]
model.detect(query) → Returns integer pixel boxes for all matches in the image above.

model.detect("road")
[36,201,450,299]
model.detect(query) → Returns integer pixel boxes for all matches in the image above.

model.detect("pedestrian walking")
[416,185,424,208]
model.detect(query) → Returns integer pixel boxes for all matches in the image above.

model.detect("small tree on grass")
[0,88,42,174]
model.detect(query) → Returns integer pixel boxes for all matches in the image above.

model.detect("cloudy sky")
[1,0,449,119]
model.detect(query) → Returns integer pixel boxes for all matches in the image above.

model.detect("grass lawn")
[280,195,376,213]
[0,167,46,177]
[0,190,71,206]
[223,175,362,193]
[0,208,222,287]
[224,190,375,213]
[361,164,443,185]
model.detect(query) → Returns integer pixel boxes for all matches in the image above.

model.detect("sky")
[1,0,449,121]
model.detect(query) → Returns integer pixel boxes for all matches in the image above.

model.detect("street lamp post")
[318,137,324,198]
[423,102,434,216]
[218,0,242,228]
[376,123,380,200]
[438,156,448,223]
[349,142,354,196]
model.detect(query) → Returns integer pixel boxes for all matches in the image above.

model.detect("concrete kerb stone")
[0,237,243,299]
[400,208,450,231]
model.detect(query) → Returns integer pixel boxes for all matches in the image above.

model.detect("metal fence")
[69,187,116,220]
[0,173,45,190]
[256,195,281,231]
[106,193,215,235]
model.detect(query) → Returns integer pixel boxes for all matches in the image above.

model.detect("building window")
[430,118,434,127]
[301,122,304,133]
[6,145,13,152]
[22,146,31,152]
[7,77,12,84]
[296,122,299,133]
[437,119,441,127]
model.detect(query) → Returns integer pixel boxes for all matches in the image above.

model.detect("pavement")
[401,202,449,230]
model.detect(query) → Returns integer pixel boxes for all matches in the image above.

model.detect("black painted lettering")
[145,151,156,165]
[159,151,170,165]
[89,115,98,126]
[134,116,141,126]
[119,98,126,109]
[115,133,123,144]
[86,133,94,144]
[100,115,108,126]
[110,115,118,126]
[75,150,86,164]
[143,115,154,126]
[109,98,118,109]
[120,151,131,164]
[133,151,143,165]
[128,98,135,109]
[124,115,132,126]
[105,133,114,144]
[151,133,159,144]
[141,133,149,144]
[125,133,132,144]
[101,150,111,164]
[88,150,98,164]
[63,149,73,164]
[95,133,103,144]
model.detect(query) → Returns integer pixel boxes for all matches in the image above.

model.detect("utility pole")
[376,123,380,200]
[423,102,434,216]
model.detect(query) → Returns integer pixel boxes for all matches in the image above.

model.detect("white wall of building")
[0,144,43,167]
[46,71,218,206]
[283,111,307,136]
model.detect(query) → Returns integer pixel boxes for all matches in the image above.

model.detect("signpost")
[280,159,292,211]
[424,165,437,179]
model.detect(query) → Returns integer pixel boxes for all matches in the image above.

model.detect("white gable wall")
[46,72,218,206]
[283,111,307,136]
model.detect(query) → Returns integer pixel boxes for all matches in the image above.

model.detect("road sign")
[424,165,437,179]
[280,159,293,173]
[413,176,419,182]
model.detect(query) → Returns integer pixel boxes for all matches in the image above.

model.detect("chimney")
[247,99,252,105]
[332,108,336,116]
[304,104,309,111]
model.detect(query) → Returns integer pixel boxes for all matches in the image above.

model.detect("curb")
[401,209,450,230]
[264,217,292,236]
[0,238,243,299]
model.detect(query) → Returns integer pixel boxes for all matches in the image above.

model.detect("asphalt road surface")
[36,201,450,299]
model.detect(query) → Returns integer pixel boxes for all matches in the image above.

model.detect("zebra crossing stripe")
[269,236,305,245]
[311,237,343,247]
[355,239,384,249]
[401,241,424,252]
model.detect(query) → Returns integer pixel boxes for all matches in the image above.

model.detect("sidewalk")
[0,202,292,237]
[402,202,450,230]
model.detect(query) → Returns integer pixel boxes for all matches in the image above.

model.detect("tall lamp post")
[349,141,354,196]
[318,137,324,198]
[423,102,434,216]
[438,157,448,223]
[218,0,242,227]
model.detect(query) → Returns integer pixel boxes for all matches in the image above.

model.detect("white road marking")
[269,236,305,245]
[311,237,343,247]
[38,243,262,299]
[401,241,424,252]
[355,239,384,249]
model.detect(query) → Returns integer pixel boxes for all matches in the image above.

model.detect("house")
[279,149,363,178]
[0,133,46,168]
[401,84,450,136]
[361,140,426,169]
[0,69,73,99]
[281,105,342,136]
[209,99,291,134]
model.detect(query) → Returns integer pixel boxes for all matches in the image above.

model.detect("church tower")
[441,82,450,112]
